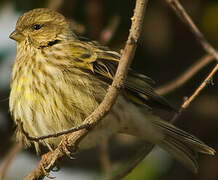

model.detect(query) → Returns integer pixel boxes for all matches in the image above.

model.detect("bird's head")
[9,8,73,48]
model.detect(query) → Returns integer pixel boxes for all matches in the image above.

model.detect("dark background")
[0,0,218,179]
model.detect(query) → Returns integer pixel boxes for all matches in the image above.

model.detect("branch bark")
[24,0,148,179]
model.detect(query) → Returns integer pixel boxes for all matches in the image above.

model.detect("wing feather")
[68,38,175,112]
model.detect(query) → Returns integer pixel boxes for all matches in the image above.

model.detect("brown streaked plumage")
[9,8,215,173]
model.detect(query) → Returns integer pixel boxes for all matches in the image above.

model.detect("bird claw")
[40,153,56,179]
[51,164,60,172]
[61,142,76,159]
[40,163,55,179]
[60,136,77,159]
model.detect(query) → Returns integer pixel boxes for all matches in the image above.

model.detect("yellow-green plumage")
[9,8,215,173]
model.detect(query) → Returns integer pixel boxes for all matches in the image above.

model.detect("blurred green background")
[0,0,218,179]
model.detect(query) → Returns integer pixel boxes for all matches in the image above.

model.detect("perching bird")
[9,8,215,173]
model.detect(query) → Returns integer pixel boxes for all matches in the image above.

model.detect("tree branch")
[161,0,218,123]
[164,0,218,61]
[110,143,154,180]
[111,0,218,177]
[171,63,218,123]
[17,120,91,142]
[156,54,214,95]
[23,0,148,179]
[182,64,218,109]
[0,143,22,180]
[100,15,121,45]
[99,141,112,180]
[48,0,64,10]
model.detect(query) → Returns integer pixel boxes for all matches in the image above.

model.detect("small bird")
[9,8,215,173]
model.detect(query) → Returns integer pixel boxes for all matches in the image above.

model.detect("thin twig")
[164,0,218,61]
[112,58,218,179]
[99,141,112,180]
[156,54,214,95]
[110,144,154,180]
[111,1,218,178]
[48,0,64,11]
[86,0,103,39]
[17,120,91,142]
[24,0,148,179]
[68,19,85,35]
[0,143,22,180]
[170,98,186,123]
[114,0,218,174]
[100,15,121,45]
[171,64,218,123]
[160,0,218,124]
[48,0,85,35]
[182,64,218,109]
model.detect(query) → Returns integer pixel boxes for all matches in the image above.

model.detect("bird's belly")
[10,84,78,148]
[10,80,156,152]
[9,80,119,150]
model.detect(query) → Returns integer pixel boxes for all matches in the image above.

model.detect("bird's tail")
[150,118,215,173]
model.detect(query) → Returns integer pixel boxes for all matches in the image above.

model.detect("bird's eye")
[33,24,41,30]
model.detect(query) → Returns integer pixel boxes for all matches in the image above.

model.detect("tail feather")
[152,118,215,155]
[119,104,215,173]
[160,135,199,173]
[151,118,215,173]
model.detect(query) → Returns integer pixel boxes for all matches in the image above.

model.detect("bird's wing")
[68,39,175,112]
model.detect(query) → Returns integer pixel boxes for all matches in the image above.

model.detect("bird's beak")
[9,30,25,42]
